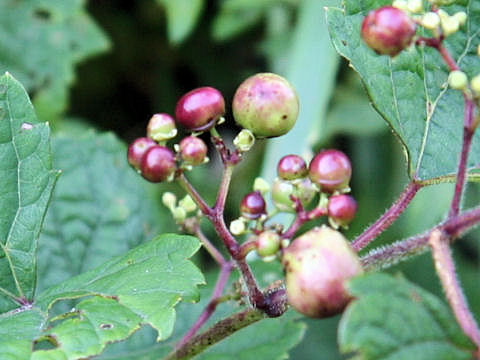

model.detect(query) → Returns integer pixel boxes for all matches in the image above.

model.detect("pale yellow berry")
[230,218,246,235]
[253,177,271,194]
[392,0,408,11]
[172,207,187,223]
[477,44,480,57]
[422,12,440,29]
[179,195,197,213]
[162,192,177,209]
[471,74,480,94]
[441,16,460,36]
[448,70,468,90]
[233,129,255,152]
[407,0,423,13]
[453,12,467,26]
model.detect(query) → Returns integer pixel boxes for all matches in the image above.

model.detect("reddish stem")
[192,224,226,266]
[352,181,421,251]
[281,198,327,240]
[429,230,480,349]
[175,261,234,350]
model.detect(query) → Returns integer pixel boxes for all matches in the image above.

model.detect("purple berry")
[362,6,417,57]
[277,155,308,180]
[240,191,266,220]
[232,73,299,138]
[175,87,225,131]
[140,145,177,183]
[128,137,157,171]
[179,136,208,165]
[328,194,358,227]
[309,149,352,193]
[282,226,363,318]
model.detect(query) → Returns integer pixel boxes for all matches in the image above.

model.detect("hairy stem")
[175,261,234,350]
[429,229,480,348]
[166,308,265,360]
[353,181,421,251]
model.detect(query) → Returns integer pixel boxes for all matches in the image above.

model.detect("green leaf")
[339,273,476,360]
[0,308,46,359]
[36,234,205,342]
[0,0,110,121]
[156,0,205,44]
[326,0,480,184]
[37,129,173,292]
[0,73,58,312]
[98,261,305,359]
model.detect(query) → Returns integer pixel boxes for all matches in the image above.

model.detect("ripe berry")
[175,87,225,131]
[361,6,417,57]
[179,136,208,165]
[328,194,358,227]
[240,191,266,220]
[140,145,177,183]
[256,230,281,258]
[232,73,299,138]
[309,149,352,193]
[128,137,157,171]
[277,155,308,180]
[282,226,363,318]
[147,113,177,142]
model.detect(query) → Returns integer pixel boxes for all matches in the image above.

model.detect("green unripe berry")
[233,129,255,152]
[232,73,299,138]
[471,74,480,94]
[422,12,440,30]
[448,70,468,90]
[147,113,177,142]
[256,231,281,257]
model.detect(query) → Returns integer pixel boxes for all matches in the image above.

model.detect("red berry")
[179,136,208,165]
[232,73,299,138]
[309,149,352,193]
[361,6,417,57]
[240,191,266,220]
[175,87,225,131]
[277,155,308,180]
[328,194,358,227]
[128,137,157,171]
[140,145,177,183]
[282,226,363,318]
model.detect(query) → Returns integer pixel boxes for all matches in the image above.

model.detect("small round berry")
[271,178,317,212]
[128,137,157,171]
[175,87,225,131]
[309,149,352,193]
[328,194,358,227]
[282,226,363,318]
[257,230,281,257]
[140,145,177,183]
[448,70,468,90]
[361,6,417,57]
[471,74,480,94]
[232,73,299,138]
[147,113,177,142]
[240,191,266,220]
[277,155,308,180]
[179,136,208,165]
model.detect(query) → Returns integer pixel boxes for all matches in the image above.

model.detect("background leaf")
[36,234,204,342]
[0,0,110,121]
[339,273,476,360]
[326,0,480,184]
[0,73,58,312]
[37,128,173,292]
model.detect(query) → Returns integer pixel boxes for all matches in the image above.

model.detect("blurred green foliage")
[0,0,478,358]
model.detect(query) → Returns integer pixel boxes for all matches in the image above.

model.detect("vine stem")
[429,229,480,349]
[192,224,226,266]
[175,261,234,350]
[352,181,421,251]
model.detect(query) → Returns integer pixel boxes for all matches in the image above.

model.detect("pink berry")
[277,155,308,180]
[175,87,225,131]
[179,136,208,165]
[328,194,358,227]
[361,6,417,57]
[309,149,352,193]
[282,226,363,318]
[240,191,266,220]
[128,137,157,171]
[140,145,177,183]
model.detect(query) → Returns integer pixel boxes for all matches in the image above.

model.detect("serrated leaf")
[99,261,305,360]
[37,129,172,293]
[339,273,476,360]
[156,0,205,44]
[0,0,110,121]
[326,0,480,184]
[0,308,46,359]
[36,234,205,342]
[0,73,58,313]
